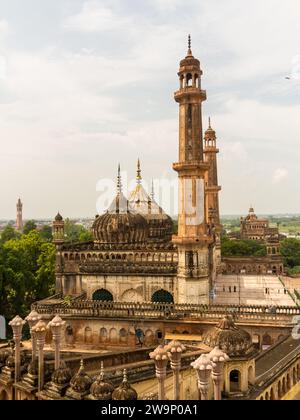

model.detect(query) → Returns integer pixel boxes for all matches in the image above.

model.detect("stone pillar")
[47,315,65,370]
[32,320,47,392]
[25,310,41,364]
[9,315,25,384]
[165,341,186,400]
[191,354,213,400]
[208,347,229,401]
[150,346,169,400]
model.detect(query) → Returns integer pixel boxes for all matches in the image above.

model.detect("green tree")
[280,238,300,269]
[64,219,92,243]
[0,225,19,243]
[39,225,53,242]
[221,236,267,257]
[23,220,37,235]
[0,230,55,322]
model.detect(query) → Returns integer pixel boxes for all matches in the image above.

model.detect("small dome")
[55,213,63,222]
[69,360,92,393]
[93,192,148,244]
[90,365,114,400]
[52,361,72,386]
[203,316,254,358]
[112,370,137,401]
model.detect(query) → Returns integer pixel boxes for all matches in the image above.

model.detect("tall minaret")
[16,198,23,232]
[204,118,222,272]
[173,37,214,305]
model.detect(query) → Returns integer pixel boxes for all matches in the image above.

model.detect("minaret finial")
[99,361,104,380]
[137,159,142,185]
[209,117,211,129]
[117,164,122,194]
[151,180,155,201]
[187,34,192,55]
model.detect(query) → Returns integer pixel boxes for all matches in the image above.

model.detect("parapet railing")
[32,300,300,323]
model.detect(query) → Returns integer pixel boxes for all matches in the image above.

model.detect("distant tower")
[204,118,222,272]
[173,36,214,305]
[52,213,65,294]
[16,198,23,232]
[52,213,65,245]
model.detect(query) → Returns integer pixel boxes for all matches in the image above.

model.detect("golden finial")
[209,117,211,129]
[117,164,122,194]
[136,159,142,185]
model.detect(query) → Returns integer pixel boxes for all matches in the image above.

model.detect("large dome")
[203,316,255,358]
[92,192,148,244]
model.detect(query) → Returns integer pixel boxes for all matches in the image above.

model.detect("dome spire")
[209,116,211,129]
[136,159,142,185]
[117,164,122,194]
[151,180,155,201]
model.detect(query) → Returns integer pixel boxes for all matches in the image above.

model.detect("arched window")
[84,327,92,344]
[92,289,113,302]
[109,328,118,344]
[152,290,174,304]
[230,370,241,393]
[119,328,128,344]
[99,328,107,343]
[186,73,193,87]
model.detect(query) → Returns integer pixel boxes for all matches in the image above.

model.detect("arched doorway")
[152,290,174,304]
[119,329,128,344]
[262,333,272,350]
[248,365,255,385]
[0,390,8,400]
[92,289,113,302]
[230,370,242,393]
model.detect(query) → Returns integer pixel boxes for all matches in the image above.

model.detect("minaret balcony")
[174,88,207,103]
[173,161,210,176]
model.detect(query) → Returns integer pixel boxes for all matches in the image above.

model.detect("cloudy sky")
[0,0,300,219]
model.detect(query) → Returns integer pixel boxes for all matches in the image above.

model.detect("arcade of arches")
[91,288,174,304]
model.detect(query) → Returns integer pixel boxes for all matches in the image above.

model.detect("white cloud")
[273,168,288,184]
[63,1,128,33]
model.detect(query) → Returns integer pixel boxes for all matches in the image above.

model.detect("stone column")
[9,315,25,384]
[47,315,65,370]
[208,347,229,401]
[191,354,213,400]
[165,341,186,400]
[32,320,47,392]
[150,346,169,400]
[25,310,41,364]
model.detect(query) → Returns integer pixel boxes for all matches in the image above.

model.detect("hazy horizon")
[1,0,300,219]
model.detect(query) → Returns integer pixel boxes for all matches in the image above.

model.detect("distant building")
[240,207,282,256]
[16,199,23,232]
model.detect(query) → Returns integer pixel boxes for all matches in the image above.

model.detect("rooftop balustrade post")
[47,315,65,370]
[208,347,229,401]
[32,320,47,392]
[150,346,169,400]
[165,341,186,400]
[25,310,41,364]
[9,315,26,384]
[191,354,213,400]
